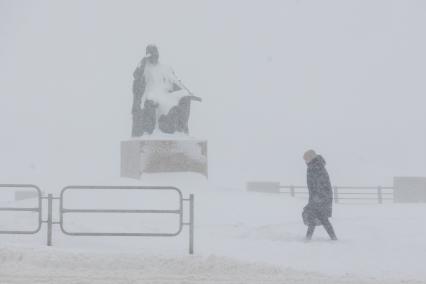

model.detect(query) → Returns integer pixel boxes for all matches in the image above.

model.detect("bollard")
[47,194,53,246]
[333,186,339,203]
[189,194,194,254]
[377,186,383,204]
[290,185,295,197]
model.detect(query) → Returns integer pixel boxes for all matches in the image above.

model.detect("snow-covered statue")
[122,45,207,179]
[132,45,201,136]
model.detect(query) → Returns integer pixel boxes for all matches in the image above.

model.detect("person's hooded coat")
[303,155,333,226]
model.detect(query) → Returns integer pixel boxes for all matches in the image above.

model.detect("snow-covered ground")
[1,175,426,283]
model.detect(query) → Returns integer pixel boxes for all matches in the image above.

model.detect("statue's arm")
[168,68,185,92]
[132,58,147,113]
[133,57,147,79]
[168,66,202,102]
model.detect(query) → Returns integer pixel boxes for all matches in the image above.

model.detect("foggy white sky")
[1,0,425,188]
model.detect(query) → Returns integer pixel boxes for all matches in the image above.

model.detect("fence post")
[47,194,53,246]
[333,186,339,203]
[290,185,295,197]
[189,194,194,255]
[377,186,383,204]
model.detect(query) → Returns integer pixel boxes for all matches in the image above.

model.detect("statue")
[131,45,201,136]
[122,45,207,179]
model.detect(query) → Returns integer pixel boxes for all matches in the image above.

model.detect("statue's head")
[146,44,159,64]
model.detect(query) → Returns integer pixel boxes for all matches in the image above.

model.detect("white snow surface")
[1,174,426,283]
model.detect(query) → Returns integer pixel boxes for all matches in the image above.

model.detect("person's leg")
[306,225,315,240]
[318,215,337,240]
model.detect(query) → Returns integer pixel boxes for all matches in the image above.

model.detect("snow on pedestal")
[121,136,207,179]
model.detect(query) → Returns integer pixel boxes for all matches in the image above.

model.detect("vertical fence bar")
[189,194,194,255]
[377,186,383,204]
[47,194,53,246]
[333,186,339,203]
[290,185,295,197]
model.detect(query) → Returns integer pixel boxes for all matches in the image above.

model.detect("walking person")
[302,150,337,241]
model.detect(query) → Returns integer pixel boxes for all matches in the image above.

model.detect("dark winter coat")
[303,155,333,226]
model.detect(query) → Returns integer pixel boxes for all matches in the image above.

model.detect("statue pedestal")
[121,139,208,179]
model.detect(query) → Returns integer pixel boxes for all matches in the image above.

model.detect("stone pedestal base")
[121,139,208,179]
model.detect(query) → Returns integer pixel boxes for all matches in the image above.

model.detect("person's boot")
[323,223,337,240]
[306,226,315,241]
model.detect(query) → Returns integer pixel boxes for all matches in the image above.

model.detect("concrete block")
[393,177,426,203]
[121,139,208,179]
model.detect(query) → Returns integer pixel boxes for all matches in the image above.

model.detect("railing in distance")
[279,185,394,203]
[246,182,393,203]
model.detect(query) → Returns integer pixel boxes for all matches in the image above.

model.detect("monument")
[121,45,207,178]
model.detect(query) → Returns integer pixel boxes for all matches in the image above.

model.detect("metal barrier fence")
[0,185,195,254]
[0,184,42,234]
[279,185,394,204]
[246,182,393,203]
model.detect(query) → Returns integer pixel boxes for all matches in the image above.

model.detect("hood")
[308,155,326,169]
